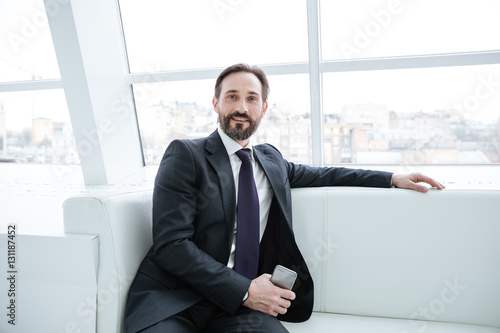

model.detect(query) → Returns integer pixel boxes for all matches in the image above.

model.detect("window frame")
[1,0,499,186]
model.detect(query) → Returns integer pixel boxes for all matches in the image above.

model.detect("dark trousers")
[139,299,289,333]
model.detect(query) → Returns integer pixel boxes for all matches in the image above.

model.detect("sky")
[0,0,65,130]
[1,0,499,131]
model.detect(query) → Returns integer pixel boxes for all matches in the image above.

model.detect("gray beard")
[218,112,261,141]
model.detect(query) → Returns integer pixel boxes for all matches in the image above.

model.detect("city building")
[31,117,54,145]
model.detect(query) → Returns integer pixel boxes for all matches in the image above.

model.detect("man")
[125,63,445,333]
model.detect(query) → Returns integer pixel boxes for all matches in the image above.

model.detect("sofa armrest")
[63,190,153,333]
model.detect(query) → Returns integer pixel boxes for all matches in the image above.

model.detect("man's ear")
[261,101,269,117]
[212,97,219,113]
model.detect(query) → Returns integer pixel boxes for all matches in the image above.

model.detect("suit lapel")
[205,131,237,247]
[204,132,292,249]
[253,145,291,228]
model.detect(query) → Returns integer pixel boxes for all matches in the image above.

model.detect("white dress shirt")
[217,127,274,269]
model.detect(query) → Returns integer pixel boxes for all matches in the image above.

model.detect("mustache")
[230,112,251,120]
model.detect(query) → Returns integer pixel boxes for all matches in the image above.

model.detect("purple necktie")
[234,149,260,280]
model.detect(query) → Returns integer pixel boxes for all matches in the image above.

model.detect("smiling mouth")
[232,116,249,122]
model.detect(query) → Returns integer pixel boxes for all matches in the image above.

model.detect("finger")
[403,177,428,193]
[280,289,296,301]
[278,298,292,309]
[273,301,289,315]
[430,180,445,190]
[413,183,429,193]
[429,178,445,189]
[414,174,445,190]
[260,273,272,280]
[271,308,285,316]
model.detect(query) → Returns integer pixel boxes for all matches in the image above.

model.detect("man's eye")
[228,95,236,99]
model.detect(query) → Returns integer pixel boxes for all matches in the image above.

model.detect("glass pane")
[134,79,215,164]
[321,0,500,60]
[322,64,500,164]
[0,90,79,164]
[119,0,308,72]
[135,74,311,165]
[257,75,311,165]
[0,0,60,82]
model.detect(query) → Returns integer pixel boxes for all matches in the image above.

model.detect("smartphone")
[270,265,297,290]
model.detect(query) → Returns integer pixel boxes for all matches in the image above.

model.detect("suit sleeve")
[275,149,393,188]
[151,140,249,314]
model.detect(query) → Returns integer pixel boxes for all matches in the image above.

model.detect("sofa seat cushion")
[282,313,500,333]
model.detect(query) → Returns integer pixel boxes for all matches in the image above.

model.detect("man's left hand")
[391,173,445,193]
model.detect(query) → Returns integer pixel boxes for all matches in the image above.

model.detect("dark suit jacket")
[125,130,392,332]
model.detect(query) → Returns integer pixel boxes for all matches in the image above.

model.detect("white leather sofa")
[63,187,500,333]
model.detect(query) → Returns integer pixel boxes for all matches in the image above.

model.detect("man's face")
[213,72,268,145]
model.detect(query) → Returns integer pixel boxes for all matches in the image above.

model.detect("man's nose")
[235,100,249,112]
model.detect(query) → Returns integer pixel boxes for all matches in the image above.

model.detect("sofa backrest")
[63,187,500,332]
[291,187,500,328]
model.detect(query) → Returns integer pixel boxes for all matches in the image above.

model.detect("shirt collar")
[217,127,254,159]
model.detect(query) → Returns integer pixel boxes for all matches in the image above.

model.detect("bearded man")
[125,63,444,333]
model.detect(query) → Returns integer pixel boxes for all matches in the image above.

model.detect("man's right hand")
[242,273,296,316]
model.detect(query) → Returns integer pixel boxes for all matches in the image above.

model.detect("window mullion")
[320,50,500,73]
[307,0,324,166]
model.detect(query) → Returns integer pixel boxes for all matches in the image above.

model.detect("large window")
[120,0,500,166]
[0,0,77,165]
[1,0,496,235]
[322,64,500,164]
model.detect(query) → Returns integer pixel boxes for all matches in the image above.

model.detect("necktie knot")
[236,149,251,163]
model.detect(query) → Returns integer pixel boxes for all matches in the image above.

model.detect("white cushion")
[283,313,500,333]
